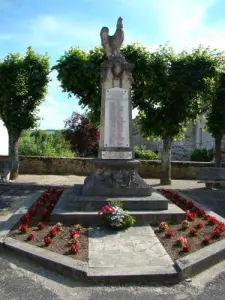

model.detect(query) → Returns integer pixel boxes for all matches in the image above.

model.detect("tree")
[0,47,50,179]
[137,45,220,184]
[54,43,219,184]
[53,43,151,125]
[205,70,225,167]
[63,112,100,157]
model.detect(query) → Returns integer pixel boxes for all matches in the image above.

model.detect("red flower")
[44,236,52,246]
[216,222,225,231]
[71,229,79,238]
[186,210,196,221]
[21,213,31,224]
[202,236,211,245]
[165,229,175,238]
[183,244,191,253]
[71,244,79,254]
[196,222,204,229]
[208,216,217,225]
[74,224,81,231]
[18,224,29,233]
[211,229,223,239]
[28,232,35,241]
[103,205,110,211]
[41,209,48,220]
[197,209,206,217]
[175,236,188,247]
[49,226,57,237]
[189,228,198,236]
[29,207,37,216]
[37,222,45,230]
[181,220,190,229]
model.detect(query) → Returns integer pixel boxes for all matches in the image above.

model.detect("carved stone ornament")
[100,17,124,58]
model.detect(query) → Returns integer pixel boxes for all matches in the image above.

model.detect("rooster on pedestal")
[100,17,124,58]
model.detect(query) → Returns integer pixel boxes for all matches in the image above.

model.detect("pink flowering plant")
[98,201,135,230]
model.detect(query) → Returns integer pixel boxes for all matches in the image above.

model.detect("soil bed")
[7,188,88,262]
[153,189,225,261]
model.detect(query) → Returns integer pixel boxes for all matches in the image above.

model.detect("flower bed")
[7,188,88,261]
[153,189,225,261]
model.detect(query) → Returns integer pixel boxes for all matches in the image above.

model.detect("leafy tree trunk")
[215,134,222,168]
[8,130,19,180]
[160,136,172,185]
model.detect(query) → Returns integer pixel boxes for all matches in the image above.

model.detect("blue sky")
[1,0,225,129]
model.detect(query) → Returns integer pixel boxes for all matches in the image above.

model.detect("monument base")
[82,159,152,197]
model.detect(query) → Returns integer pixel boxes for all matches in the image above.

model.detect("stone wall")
[0,155,216,179]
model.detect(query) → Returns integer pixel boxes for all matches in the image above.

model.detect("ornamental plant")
[18,224,29,233]
[28,232,35,241]
[37,222,45,230]
[175,236,188,247]
[195,222,204,229]
[211,228,223,239]
[189,228,198,237]
[197,209,206,217]
[186,210,196,221]
[49,226,57,237]
[98,202,135,230]
[44,236,52,246]
[202,236,211,245]
[74,224,81,231]
[182,244,191,253]
[56,222,63,231]
[159,222,169,231]
[165,229,175,238]
[181,220,190,230]
[71,243,79,254]
[71,230,79,238]
[208,216,217,225]
[216,222,225,231]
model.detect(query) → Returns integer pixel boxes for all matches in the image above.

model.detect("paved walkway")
[88,226,175,276]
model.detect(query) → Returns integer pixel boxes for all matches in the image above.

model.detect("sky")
[1,0,225,129]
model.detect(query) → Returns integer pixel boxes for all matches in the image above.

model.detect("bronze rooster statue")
[100,17,124,58]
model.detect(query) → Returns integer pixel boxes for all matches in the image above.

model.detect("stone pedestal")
[82,160,152,197]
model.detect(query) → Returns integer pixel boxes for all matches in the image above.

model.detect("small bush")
[134,148,159,160]
[190,148,214,162]
[19,130,74,157]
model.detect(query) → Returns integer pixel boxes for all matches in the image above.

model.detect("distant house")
[0,120,8,155]
[132,115,219,160]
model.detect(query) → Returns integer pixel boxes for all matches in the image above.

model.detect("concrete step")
[51,203,185,225]
[56,185,169,211]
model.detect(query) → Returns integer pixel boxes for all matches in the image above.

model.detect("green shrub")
[190,148,214,162]
[19,130,74,157]
[134,147,159,160]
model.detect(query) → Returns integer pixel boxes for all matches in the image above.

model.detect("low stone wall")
[0,155,216,179]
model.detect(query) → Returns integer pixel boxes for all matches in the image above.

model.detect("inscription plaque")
[102,151,132,160]
[104,87,130,148]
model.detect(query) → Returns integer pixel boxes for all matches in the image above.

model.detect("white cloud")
[150,0,225,52]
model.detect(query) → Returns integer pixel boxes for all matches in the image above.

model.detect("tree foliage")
[63,112,100,157]
[53,43,151,124]
[0,47,50,178]
[205,70,225,166]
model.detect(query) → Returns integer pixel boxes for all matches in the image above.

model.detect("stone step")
[51,203,185,225]
[56,185,169,211]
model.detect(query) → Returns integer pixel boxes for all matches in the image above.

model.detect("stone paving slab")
[88,226,175,274]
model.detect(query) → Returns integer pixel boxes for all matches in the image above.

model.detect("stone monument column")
[82,17,152,197]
